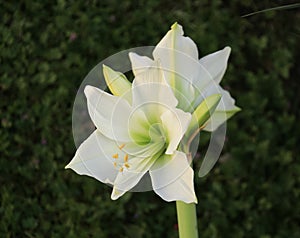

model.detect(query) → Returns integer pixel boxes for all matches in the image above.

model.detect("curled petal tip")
[171,22,183,34]
[235,106,242,111]
[171,22,178,29]
[111,188,122,200]
[128,52,139,63]
[224,46,231,54]
[102,64,111,71]
[128,52,135,57]
[83,85,94,96]
[111,195,117,200]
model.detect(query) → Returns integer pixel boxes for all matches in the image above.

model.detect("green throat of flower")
[110,105,172,173]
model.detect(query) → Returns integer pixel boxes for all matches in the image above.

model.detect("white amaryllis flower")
[66,62,197,203]
[129,23,240,132]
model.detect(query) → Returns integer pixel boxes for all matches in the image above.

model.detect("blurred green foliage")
[1,0,300,237]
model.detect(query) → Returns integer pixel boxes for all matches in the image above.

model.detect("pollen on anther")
[113,162,117,167]
[124,154,128,162]
[119,167,124,172]
[112,153,119,159]
[124,163,130,169]
[118,144,125,149]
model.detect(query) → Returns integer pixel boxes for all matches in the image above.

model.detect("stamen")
[113,162,117,167]
[118,144,125,149]
[124,154,128,162]
[124,163,130,169]
[112,153,119,159]
[119,167,124,172]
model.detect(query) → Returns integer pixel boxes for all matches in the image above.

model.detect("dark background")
[1,1,299,237]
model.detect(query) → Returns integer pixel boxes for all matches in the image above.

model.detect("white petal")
[199,47,231,84]
[215,87,236,110]
[160,108,191,154]
[153,23,198,60]
[129,52,154,77]
[150,151,197,203]
[124,140,165,159]
[153,48,199,87]
[152,23,200,110]
[84,85,132,142]
[188,47,231,110]
[65,130,121,184]
[111,155,157,200]
[132,62,178,110]
[193,82,235,109]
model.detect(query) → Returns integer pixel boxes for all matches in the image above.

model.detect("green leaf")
[103,64,132,103]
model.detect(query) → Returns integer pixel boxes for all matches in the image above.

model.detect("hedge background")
[1,1,299,237]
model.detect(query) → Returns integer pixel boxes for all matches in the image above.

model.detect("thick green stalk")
[176,134,199,238]
[176,201,198,238]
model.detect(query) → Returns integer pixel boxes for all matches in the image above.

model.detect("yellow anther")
[112,153,119,159]
[119,167,124,172]
[118,144,125,149]
[124,154,128,162]
[124,163,130,169]
[113,162,117,167]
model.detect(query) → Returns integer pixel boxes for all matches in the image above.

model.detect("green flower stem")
[176,201,198,238]
[176,132,199,238]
